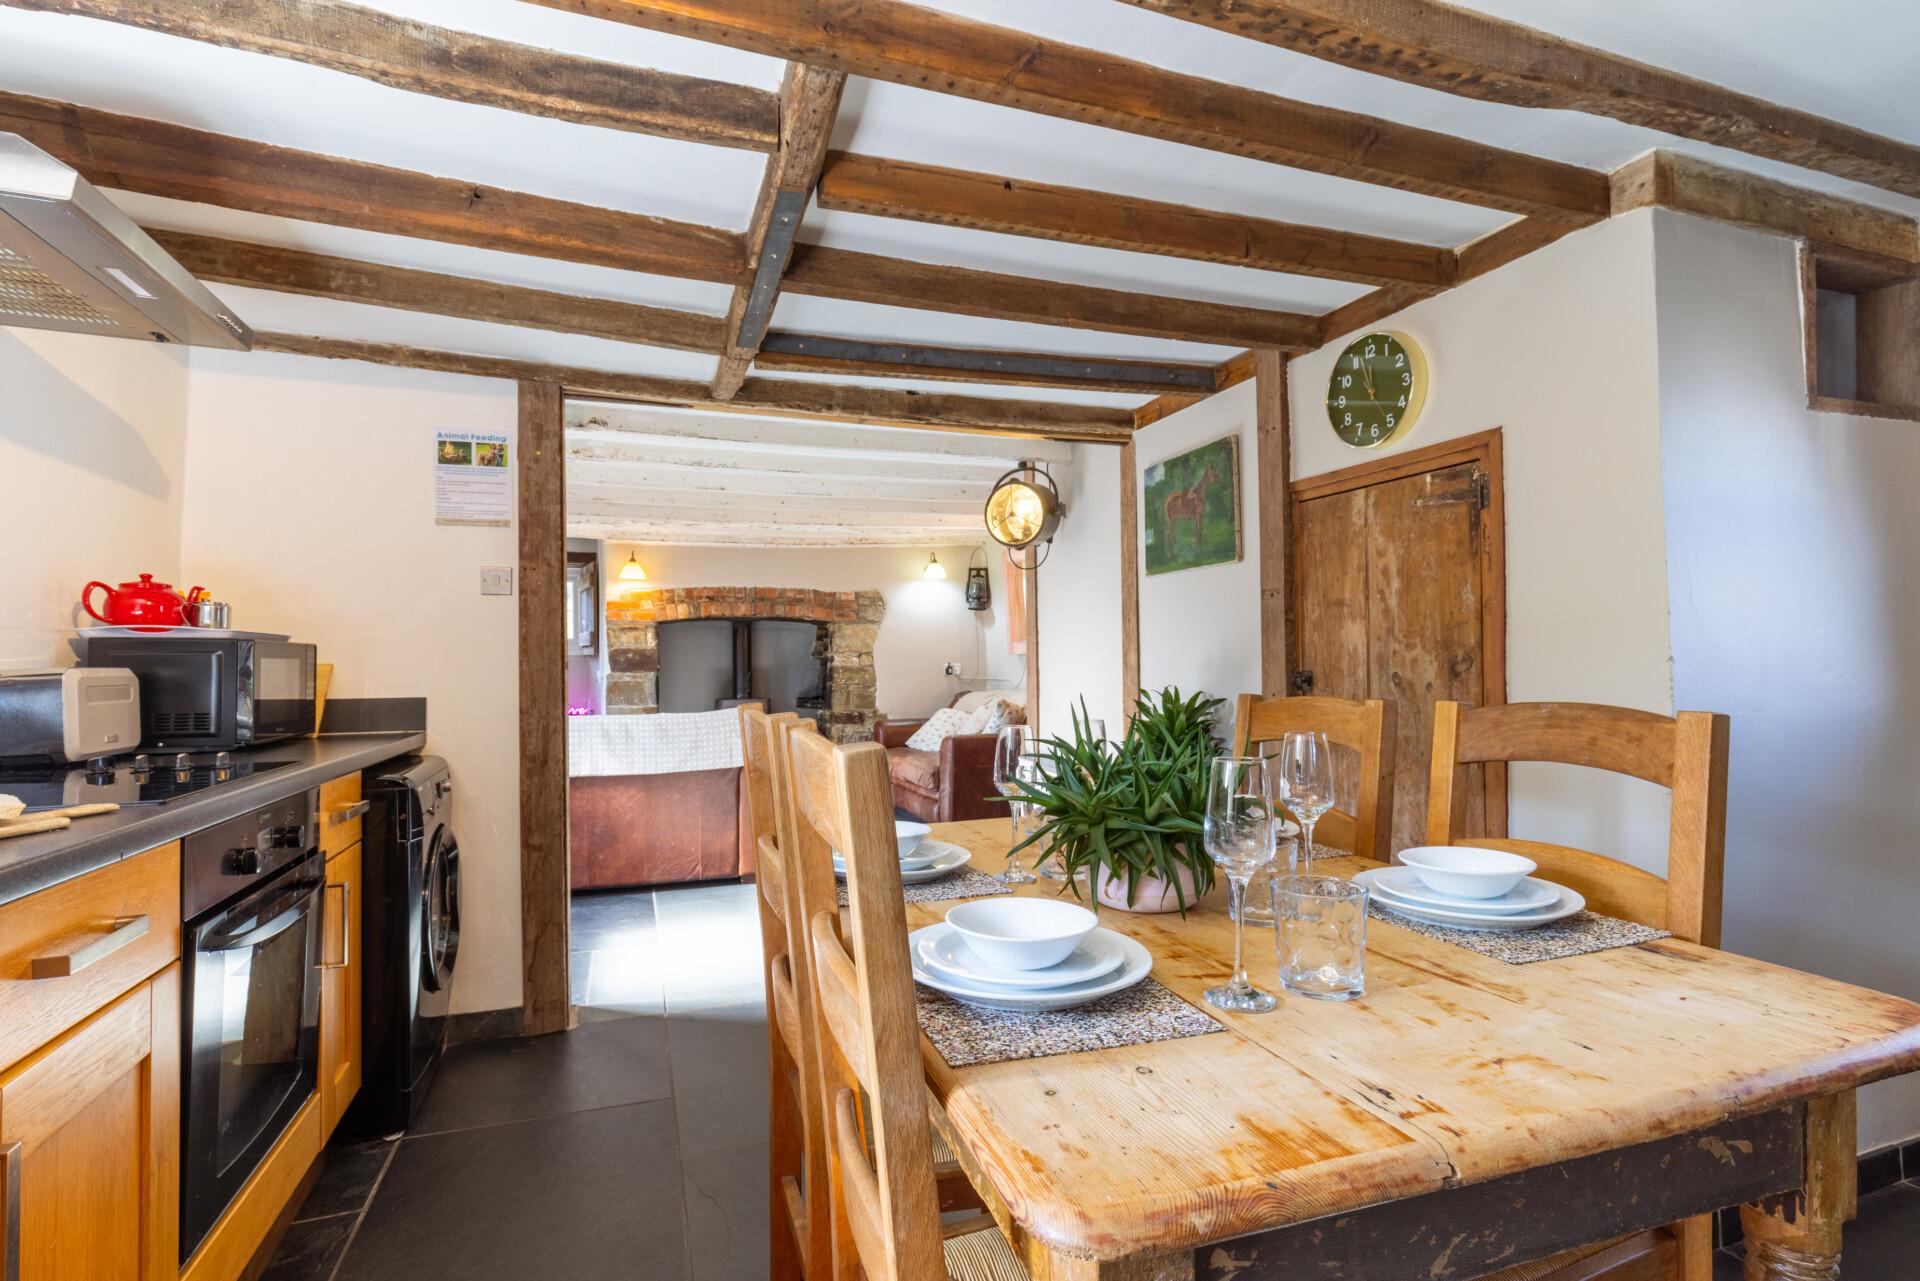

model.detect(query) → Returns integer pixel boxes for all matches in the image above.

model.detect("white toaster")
[0,668,141,762]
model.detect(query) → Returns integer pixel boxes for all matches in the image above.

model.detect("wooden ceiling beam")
[0,0,782,151]
[0,91,750,282]
[251,333,1136,442]
[528,0,1610,221]
[817,151,1457,290]
[150,230,729,352]
[782,244,1319,350]
[754,333,1215,395]
[1114,0,1920,203]
[714,61,846,399]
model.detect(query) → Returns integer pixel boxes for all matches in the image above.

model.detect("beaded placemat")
[916,979,1224,1068]
[838,866,1011,908]
[1368,900,1669,964]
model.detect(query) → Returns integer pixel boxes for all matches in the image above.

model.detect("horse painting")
[1143,434,1242,575]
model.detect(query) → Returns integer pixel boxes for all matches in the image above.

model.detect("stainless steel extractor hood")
[0,132,252,350]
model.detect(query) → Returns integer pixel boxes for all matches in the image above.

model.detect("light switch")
[481,566,513,596]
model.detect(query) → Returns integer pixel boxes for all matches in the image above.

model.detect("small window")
[565,552,600,657]
[1802,243,1920,422]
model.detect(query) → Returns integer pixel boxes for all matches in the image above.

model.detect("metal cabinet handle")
[329,800,370,826]
[28,915,149,979]
[322,883,351,971]
[3,1140,20,1281]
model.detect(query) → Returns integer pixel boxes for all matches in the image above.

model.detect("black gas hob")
[0,752,295,812]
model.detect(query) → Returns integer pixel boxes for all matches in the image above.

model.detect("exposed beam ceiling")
[569,520,972,548]
[571,495,982,527]
[254,333,1135,441]
[566,459,996,506]
[782,245,1319,350]
[567,406,1072,465]
[0,0,782,151]
[1113,0,1920,203]
[532,0,1611,220]
[0,91,750,282]
[151,230,729,353]
[816,151,1457,290]
[715,61,846,398]
[754,333,1216,395]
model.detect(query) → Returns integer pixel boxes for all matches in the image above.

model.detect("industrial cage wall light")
[983,461,1063,570]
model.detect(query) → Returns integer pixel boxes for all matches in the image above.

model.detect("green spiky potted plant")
[1006,687,1223,913]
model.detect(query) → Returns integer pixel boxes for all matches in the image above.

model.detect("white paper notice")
[434,431,512,526]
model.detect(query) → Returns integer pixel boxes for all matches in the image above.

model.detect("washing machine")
[340,754,460,1139]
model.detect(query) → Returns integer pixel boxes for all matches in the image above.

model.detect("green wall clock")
[1326,330,1428,448]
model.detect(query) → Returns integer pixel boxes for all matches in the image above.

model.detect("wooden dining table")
[913,818,1920,1281]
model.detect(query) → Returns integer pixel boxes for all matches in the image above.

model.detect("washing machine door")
[422,826,460,993]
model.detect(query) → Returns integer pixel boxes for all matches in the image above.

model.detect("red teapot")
[81,574,205,629]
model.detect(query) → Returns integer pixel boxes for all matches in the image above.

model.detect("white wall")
[1289,213,1677,869]
[179,351,523,1016]
[603,540,1023,720]
[0,330,189,672]
[1133,381,1265,720]
[1036,443,1124,738]
[1653,211,1920,1149]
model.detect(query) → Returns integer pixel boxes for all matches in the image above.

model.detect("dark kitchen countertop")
[0,732,426,908]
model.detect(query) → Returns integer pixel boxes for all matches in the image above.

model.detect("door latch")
[1289,670,1314,695]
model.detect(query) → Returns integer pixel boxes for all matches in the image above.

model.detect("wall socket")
[480,566,514,596]
[944,661,962,676]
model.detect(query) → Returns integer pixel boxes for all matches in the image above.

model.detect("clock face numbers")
[1326,331,1426,449]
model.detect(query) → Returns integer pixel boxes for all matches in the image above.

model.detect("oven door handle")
[202,878,322,953]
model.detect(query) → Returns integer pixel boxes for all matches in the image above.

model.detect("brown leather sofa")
[875,692,1025,824]
[568,767,754,889]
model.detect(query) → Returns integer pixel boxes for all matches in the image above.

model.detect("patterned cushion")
[906,707,971,751]
[943,1227,1029,1281]
[972,698,1024,735]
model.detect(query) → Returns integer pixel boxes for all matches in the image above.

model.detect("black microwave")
[79,636,317,750]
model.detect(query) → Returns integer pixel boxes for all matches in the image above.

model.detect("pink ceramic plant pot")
[1092,862,1204,914]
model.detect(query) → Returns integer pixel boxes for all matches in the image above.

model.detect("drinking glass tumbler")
[1273,875,1368,1001]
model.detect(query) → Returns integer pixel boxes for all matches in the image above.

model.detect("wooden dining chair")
[741,704,829,1281]
[1233,692,1398,861]
[1425,699,1731,1281]
[782,728,1028,1281]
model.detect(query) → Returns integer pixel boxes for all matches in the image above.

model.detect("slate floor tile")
[569,890,658,952]
[584,944,666,1015]
[1712,1248,1742,1281]
[667,1006,770,1157]
[297,1139,395,1221]
[656,885,766,1012]
[683,1144,771,1281]
[1838,1181,1920,1280]
[260,1213,357,1281]
[336,1101,687,1281]
[409,1008,672,1135]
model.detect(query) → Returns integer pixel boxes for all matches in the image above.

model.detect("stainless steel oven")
[179,789,323,1262]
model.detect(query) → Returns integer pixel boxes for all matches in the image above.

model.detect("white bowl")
[1397,846,1537,900]
[895,819,932,860]
[945,899,1098,972]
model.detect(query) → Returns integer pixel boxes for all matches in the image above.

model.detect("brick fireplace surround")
[604,586,887,742]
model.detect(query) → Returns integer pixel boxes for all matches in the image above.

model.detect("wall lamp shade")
[922,552,948,580]
[984,468,1062,550]
[617,553,648,583]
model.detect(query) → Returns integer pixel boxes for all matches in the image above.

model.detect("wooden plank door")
[1291,431,1506,854]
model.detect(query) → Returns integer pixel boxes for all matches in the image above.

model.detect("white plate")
[1356,868,1585,931]
[1370,866,1560,915]
[834,842,971,884]
[917,923,1128,990]
[909,925,1153,1011]
[834,837,959,872]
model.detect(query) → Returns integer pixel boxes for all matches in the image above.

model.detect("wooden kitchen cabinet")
[319,840,362,1139]
[0,963,181,1281]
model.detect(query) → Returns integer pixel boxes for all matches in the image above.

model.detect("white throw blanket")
[568,710,744,778]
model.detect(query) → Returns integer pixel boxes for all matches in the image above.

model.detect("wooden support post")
[1738,1091,1856,1281]
[1118,439,1140,719]
[1254,351,1293,697]
[517,381,571,1037]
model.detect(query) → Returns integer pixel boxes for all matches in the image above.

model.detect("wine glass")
[1274,731,1336,873]
[1202,755,1277,1013]
[993,727,1038,885]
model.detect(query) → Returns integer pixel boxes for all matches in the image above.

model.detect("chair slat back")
[1426,701,1730,946]
[785,729,944,1281]
[1233,693,1398,861]
[739,705,829,1279]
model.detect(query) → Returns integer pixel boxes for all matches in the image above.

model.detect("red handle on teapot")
[81,581,114,623]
